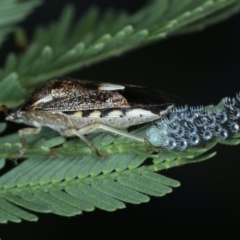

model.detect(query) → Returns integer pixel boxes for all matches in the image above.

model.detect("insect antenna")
[0,104,9,116]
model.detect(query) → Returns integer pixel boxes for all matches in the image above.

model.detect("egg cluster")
[147,93,240,150]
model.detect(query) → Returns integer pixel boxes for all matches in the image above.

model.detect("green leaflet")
[0,73,26,107]
[0,0,42,47]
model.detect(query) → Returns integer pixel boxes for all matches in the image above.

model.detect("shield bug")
[6,77,178,159]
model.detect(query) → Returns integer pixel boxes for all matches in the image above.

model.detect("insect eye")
[16,110,22,118]
[7,110,21,121]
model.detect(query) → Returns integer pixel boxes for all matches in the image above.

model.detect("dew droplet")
[196,117,208,127]
[219,129,228,140]
[190,134,200,145]
[202,129,213,140]
[208,115,216,127]
[229,122,239,133]
[177,126,185,137]
[188,125,198,135]
[213,124,222,135]
[178,138,188,150]
[185,113,195,122]
[231,108,240,120]
[217,111,228,124]
[162,136,170,146]
[148,133,162,147]
[169,121,180,133]
[168,137,177,149]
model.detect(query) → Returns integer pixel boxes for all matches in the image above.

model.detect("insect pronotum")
[5,77,178,159]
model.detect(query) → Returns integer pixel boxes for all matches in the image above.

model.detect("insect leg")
[63,123,148,158]
[62,128,104,158]
[16,127,41,162]
[75,123,147,143]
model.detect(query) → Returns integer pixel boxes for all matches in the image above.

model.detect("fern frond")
[0,0,240,224]
[174,0,240,34]
[0,0,239,108]
[0,151,181,223]
[0,0,42,47]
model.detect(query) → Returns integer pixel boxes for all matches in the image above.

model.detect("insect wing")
[35,90,130,111]
[21,78,179,113]
[21,78,125,111]
[119,85,179,108]
[35,85,178,113]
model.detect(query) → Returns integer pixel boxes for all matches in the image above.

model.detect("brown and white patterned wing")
[34,90,131,111]
[21,78,126,111]
[21,77,179,113]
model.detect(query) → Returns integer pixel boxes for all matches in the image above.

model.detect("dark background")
[0,0,240,237]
